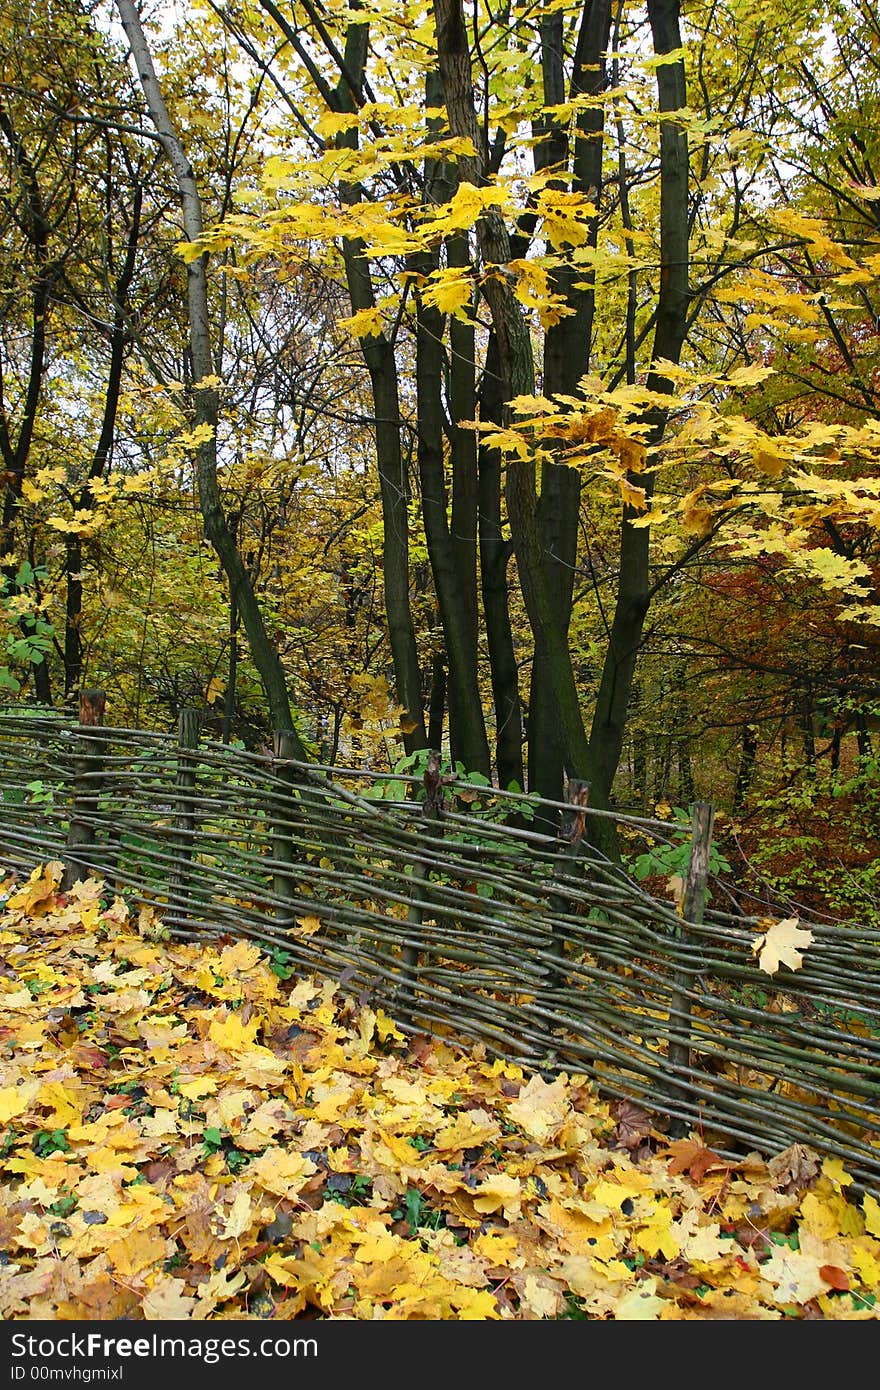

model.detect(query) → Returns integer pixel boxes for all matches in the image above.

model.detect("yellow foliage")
[0,866,875,1322]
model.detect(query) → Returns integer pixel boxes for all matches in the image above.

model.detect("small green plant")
[202,1126,224,1155]
[32,1129,70,1157]
[370,750,538,828]
[328,1173,373,1207]
[561,1292,588,1319]
[627,807,731,887]
[48,1193,78,1219]
[225,1147,249,1175]
[267,946,294,980]
[0,1128,19,1157]
[0,562,54,693]
[25,779,57,809]
[402,1186,444,1236]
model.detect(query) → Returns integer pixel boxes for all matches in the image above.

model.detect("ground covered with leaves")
[1,862,879,1321]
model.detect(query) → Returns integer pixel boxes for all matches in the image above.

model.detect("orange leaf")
[663,1137,730,1182]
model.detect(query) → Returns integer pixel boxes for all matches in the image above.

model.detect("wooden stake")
[63,689,107,890]
[668,801,714,1136]
[271,729,299,910]
[399,750,445,1021]
[169,708,200,914]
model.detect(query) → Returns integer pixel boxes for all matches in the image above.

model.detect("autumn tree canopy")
[0,0,877,902]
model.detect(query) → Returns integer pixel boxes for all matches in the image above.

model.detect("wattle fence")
[1,702,879,1193]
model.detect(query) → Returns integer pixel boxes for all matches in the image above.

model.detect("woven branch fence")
[1,703,879,1193]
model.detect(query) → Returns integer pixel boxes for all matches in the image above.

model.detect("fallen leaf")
[752,917,814,975]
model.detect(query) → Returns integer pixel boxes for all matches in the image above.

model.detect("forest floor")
[0,860,878,1321]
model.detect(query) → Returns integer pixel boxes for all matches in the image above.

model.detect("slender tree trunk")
[410,75,489,774]
[733,723,758,815]
[65,185,142,698]
[115,0,309,754]
[799,689,816,779]
[414,267,490,775]
[435,0,613,852]
[678,738,694,806]
[448,228,485,770]
[478,334,524,791]
[630,681,648,809]
[334,23,426,753]
[427,650,445,753]
[222,588,239,743]
[0,103,55,704]
[589,0,689,804]
[528,0,613,810]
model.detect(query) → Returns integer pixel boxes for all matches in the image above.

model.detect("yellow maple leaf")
[176,1077,218,1100]
[614,1275,665,1319]
[506,1074,570,1144]
[142,1276,196,1320]
[35,1081,82,1128]
[751,436,788,477]
[217,1187,253,1241]
[759,1248,828,1306]
[6,861,63,914]
[519,1273,562,1318]
[434,1108,502,1152]
[208,1010,260,1051]
[422,267,474,318]
[353,1227,401,1264]
[295,914,323,937]
[1,987,36,1010]
[247,1148,316,1197]
[751,917,814,975]
[0,1085,31,1123]
[338,305,386,339]
[375,1009,403,1042]
[473,1231,521,1267]
[863,1194,880,1238]
[535,187,596,249]
[105,1229,171,1279]
[822,1157,854,1189]
[443,1287,500,1319]
[472,1174,522,1221]
[851,1243,880,1289]
[633,1209,680,1261]
[220,940,263,974]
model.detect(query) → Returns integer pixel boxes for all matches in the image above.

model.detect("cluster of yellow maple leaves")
[1,861,878,1320]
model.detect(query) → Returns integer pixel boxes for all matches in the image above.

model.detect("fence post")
[169,708,200,912]
[271,729,299,911]
[667,800,714,1136]
[399,751,444,1022]
[63,689,107,890]
[548,779,590,975]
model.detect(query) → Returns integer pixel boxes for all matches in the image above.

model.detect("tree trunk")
[427,650,446,754]
[65,184,141,698]
[435,0,613,852]
[528,0,613,809]
[414,272,490,775]
[0,103,55,704]
[733,723,758,815]
[334,23,427,753]
[589,0,689,805]
[115,0,309,755]
[478,335,524,791]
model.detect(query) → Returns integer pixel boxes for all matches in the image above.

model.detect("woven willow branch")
[1,710,879,1193]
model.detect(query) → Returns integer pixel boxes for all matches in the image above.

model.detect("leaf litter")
[1,862,879,1321]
